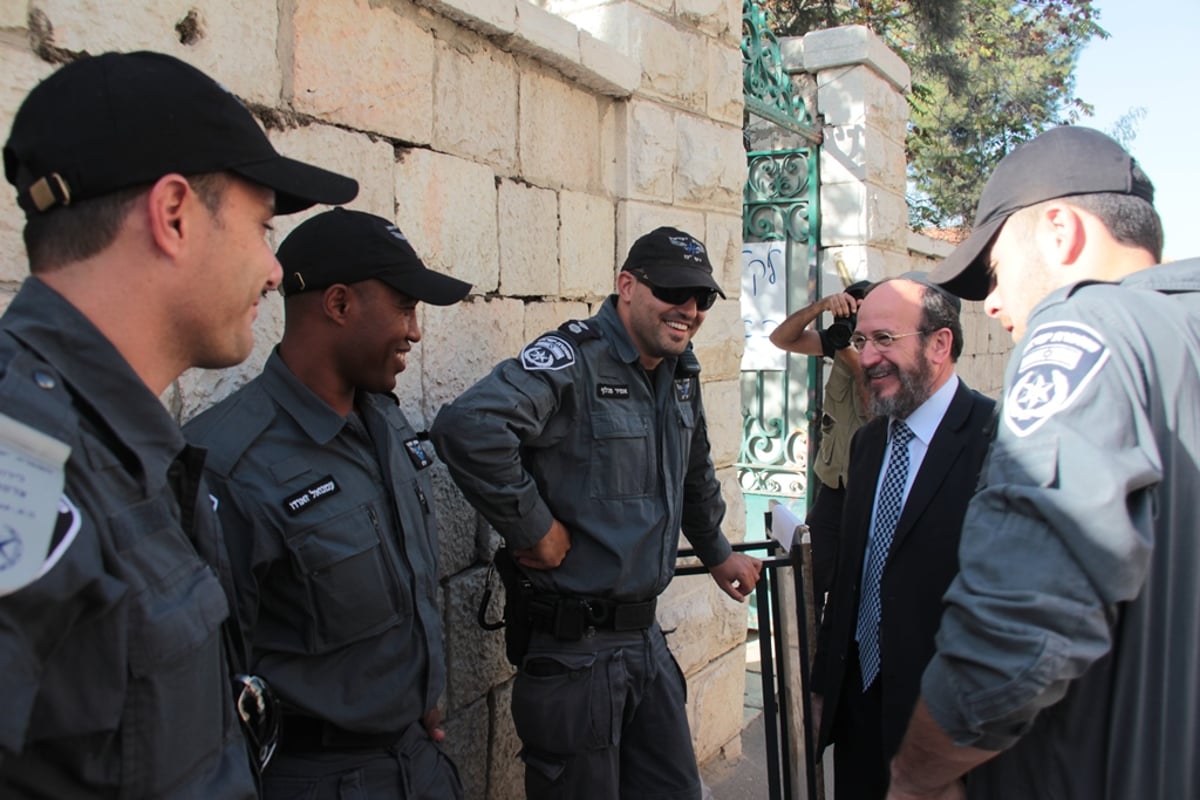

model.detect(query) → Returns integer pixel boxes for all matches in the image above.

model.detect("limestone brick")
[705,212,745,299]
[816,64,910,143]
[498,180,559,296]
[268,124,397,243]
[0,44,52,284]
[629,9,706,110]
[675,115,743,210]
[518,68,606,192]
[442,692,490,800]
[820,123,907,191]
[433,37,518,171]
[677,0,737,40]
[686,642,748,763]
[691,300,743,382]
[577,29,640,96]
[802,24,910,91]
[621,99,677,202]
[420,296,527,415]
[31,0,281,105]
[430,464,479,578]
[511,0,580,73]
[1,2,27,28]
[555,3,631,54]
[660,576,746,675]
[706,39,744,125]
[703,378,742,468]
[290,0,434,143]
[444,565,514,710]
[818,182,908,251]
[414,0,518,38]
[560,191,616,298]
[487,680,524,800]
[522,299,593,340]
[394,148,498,292]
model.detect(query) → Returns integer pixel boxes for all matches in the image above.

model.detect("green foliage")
[760,0,1107,228]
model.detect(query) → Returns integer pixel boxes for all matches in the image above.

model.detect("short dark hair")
[919,283,963,361]
[1063,170,1163,261]
[24,172,228,273]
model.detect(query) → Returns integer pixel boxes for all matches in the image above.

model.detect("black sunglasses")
[631,272,719,311]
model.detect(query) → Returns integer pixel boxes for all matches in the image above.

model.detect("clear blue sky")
[1074,0,1200,261]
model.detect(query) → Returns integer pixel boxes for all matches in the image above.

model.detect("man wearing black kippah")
[889,127,1200,800]
[186,208,470,799]
[0,51,357,797]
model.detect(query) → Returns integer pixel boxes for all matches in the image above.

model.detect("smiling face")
[854,280,941,420]
[340,279,422,393]
[182,175,282,369]
[616,270,707,370]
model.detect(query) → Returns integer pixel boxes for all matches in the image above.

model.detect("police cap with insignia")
[930,126,1156,301]
[621,227,726,297]
[277,208,472,305]
[4,51,359,216]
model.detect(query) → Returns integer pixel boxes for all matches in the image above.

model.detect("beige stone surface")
[675,115,744,209]
[692,299,743,382]
[1,3,27,28]
[661,574,747,675]
[616,201,705,263]
[686,641,748,763]
[290,0,434,143]
[522,298,593,340]
[560,191,616,298]
[518,68,607,192]
[511,0,580,73]
[820,122,907,188]
[430,464,481,579]
[0,43,52,284]
[421,296,527,414]
[703,378,742,467]
[442,692,491,800]
[621,99,676,202]
[816,63,909,143]
[706,39,744,125]
[433,36,519,171]
[395,148,499,293]
[32,0,281,105]
[577,28,640,96]
[444,565,514,711]
[498,180,559,296]
[705,212,745,298]
[415,0,518,37]
[629,8,706,110]
[487,679,524,800]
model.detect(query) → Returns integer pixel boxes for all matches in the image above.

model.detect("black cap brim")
[928,214,1005,301]
[379,269,472,306]
[639,263,726,298]
[232,157,359,215]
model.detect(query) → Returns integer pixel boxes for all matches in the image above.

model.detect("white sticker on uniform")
[1003,321,1109,438]
[520,335,576,371]
[0,412,73,595]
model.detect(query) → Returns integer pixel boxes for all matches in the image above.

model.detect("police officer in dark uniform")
[185,208,470,799]
[0,52,356,797]
[430,226,763,800]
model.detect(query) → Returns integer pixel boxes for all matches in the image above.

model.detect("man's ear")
[1039,203,1087,268]
[145,173,198,260]
[321,284,353,325]
[617,270,637,303]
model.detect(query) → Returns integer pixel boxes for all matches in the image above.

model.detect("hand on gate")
[709,552,762,601]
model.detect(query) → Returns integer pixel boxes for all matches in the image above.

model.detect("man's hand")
[824,291,860,319]
[708,552,762,601]
[421,708,446,743]
[513,518,571,570]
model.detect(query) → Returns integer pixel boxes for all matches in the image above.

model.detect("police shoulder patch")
[1004,321,1110,438]
[520,335,576,372]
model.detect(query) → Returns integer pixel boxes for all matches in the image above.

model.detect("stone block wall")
[0,1,750,796]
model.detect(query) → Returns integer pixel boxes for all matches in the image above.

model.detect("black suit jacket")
[811,379,995,760]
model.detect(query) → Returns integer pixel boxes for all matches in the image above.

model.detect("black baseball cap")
[930,126,1156,301]
[620,226,726,297]
[4,51,359,216]
[277,208,472,305]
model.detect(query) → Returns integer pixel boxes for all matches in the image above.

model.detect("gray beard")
[866,356,934,420]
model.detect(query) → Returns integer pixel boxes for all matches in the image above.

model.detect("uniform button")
[33,370,56,390]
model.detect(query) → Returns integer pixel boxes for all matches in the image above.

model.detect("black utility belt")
[527,594,657,640]
[278,714,403,753]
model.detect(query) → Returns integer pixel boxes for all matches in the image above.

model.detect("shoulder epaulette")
[185,386,275,477]
[557,319,602,343]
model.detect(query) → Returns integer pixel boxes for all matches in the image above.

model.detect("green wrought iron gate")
[738,0,823,528]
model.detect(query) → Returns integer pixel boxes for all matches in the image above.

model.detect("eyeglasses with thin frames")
[848,330,928,352]
[630,272,719,311]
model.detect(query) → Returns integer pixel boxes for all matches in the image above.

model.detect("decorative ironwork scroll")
[742,0,820,143]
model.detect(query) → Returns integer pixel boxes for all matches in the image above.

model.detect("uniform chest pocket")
[285,504,404,651]
[590,412,653,499]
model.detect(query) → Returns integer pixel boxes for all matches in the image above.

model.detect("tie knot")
[891,420,913,446]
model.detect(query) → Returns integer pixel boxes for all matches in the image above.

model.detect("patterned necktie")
[856,419,914,690]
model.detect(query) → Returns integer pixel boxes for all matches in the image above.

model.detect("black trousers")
[831,643,889,800]
[805,481,845,606]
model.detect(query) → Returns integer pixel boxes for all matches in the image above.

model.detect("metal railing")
[678,519,821,799]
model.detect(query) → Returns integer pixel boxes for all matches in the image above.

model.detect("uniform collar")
[2,277,187,491]
[259,348,354,445]
[595,294,678,371]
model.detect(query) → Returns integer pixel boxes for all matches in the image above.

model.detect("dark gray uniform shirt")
[0,279,255,798]
[430,295,732,601]
[185,350,446,733]
[922,259,1200,800]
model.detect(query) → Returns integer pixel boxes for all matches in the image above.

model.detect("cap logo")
[668,235,707,263]
[384,223,408,242]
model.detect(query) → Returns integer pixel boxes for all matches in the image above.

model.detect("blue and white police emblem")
[1004,321,1110,438]
[668,235,707,264]
[674,377,695,402]
[520,335,576,371]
